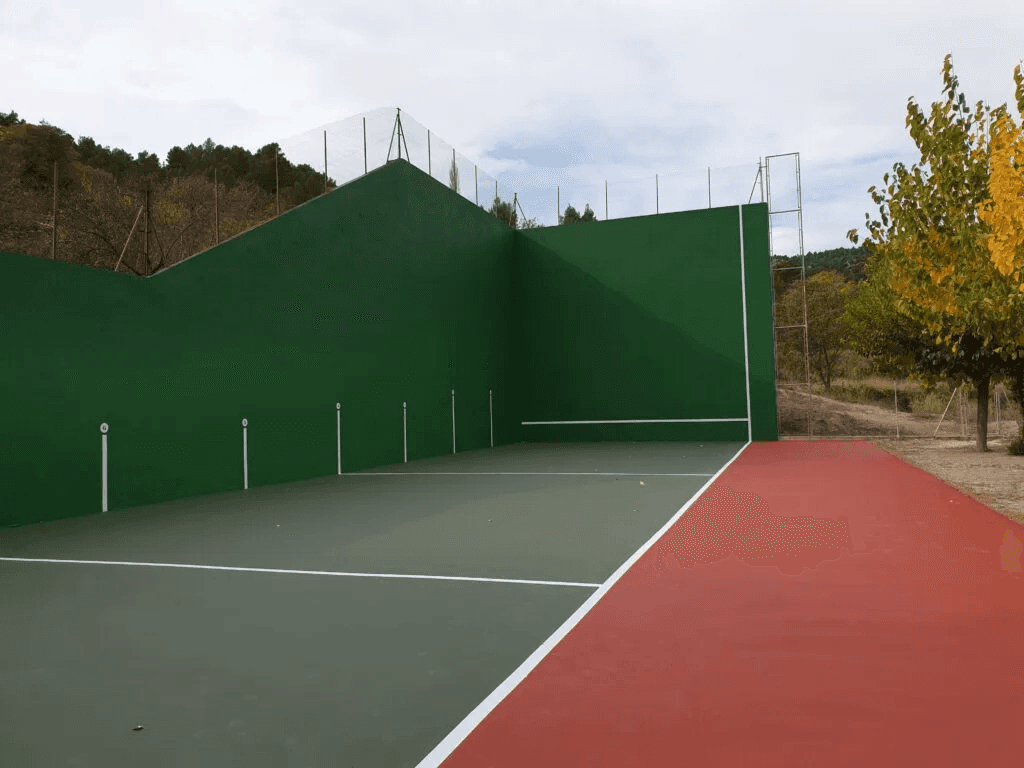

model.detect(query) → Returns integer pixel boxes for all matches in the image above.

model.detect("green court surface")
[0,441,741,767]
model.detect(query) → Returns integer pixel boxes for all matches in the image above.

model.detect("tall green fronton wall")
[508,204,776,443]
[0,158,775,528]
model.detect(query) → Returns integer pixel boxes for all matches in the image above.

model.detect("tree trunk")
[974,373,990,452]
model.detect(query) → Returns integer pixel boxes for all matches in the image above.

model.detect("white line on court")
[413,440,754,768]
[343,472,716,477]
[0,558,601,589]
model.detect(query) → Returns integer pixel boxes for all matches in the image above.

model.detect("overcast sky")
[3,0,1023,257]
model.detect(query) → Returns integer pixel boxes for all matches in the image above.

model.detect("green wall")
[508,203,776,443]
[0,160,516,527]
[0,158,774,528]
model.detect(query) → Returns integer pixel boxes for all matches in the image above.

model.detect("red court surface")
[438,440,1024,767]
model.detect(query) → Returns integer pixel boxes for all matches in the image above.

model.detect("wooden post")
[51,161,58,260]
[960,388,967,440]
[894,382,900,440]
[214,167,220,245]
[115,206,144,273]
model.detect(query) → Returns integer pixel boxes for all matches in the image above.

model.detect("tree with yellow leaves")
[847,54,1024,451]
[976,111,1024,289]
[975,105,1024,450]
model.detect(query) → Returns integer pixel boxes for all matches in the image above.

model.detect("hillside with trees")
[0,110,343,275]
[0,112,561,276]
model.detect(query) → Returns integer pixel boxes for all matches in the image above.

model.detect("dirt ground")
[776,386,1024,526]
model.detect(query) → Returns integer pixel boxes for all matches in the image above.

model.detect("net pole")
[452,389,456,454]
[428,130,431,177]
[475,166,478,205]
[708,166,712,208]
[275,148,280,216]
[323,130,327,194]
[656,174,659,215]
[490,390,494,447]
[242,418,249,490]
[403,402,408,463]
[605,180,608,220]
[336,403,342,474]
[363,118,367,174]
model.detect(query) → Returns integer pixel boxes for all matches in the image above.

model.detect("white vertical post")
[336,403,342,474]
[656,174,659,215]
[737,205,752,444]
[403,402,408,463]
[100,423,109,512]
[489,389,494,448]
[242,418,249,490]
[708,166,712,208]
[452,389,456,454]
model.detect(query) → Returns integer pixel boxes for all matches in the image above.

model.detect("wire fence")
[6,105,797,276]
[276,106,779,230]
[778,378,1022,441]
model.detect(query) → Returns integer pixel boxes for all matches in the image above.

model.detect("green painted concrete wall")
[0,158,774,528]
[509,203,776,443]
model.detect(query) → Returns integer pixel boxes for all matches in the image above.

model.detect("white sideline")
[0,558,602,589]
[413,439,753,767]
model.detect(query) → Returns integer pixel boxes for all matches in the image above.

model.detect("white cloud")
[3,0,1023,252]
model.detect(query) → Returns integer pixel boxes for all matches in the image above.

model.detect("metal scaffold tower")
[748,153,809,438]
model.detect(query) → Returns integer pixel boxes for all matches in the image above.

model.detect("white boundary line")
[521,418,747,425]
[344,472,715,477]
[413,439,753,768]
[0,558,601,589]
